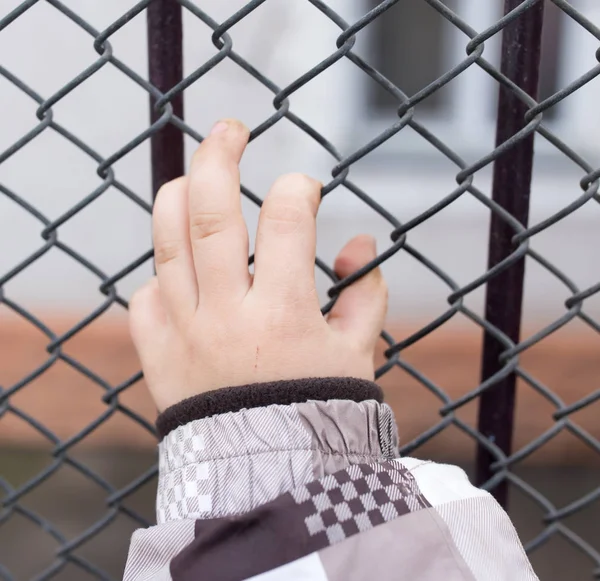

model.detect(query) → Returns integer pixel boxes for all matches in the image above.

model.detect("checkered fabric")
[290,460,431,546]
[156,401,396,524]
[157,421,212,523]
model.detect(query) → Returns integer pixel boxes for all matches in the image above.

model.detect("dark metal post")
[475,0,545,507]
[147,0,184,197]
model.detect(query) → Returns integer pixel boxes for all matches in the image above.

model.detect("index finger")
[252,173,321,307]
[188,119,251,303]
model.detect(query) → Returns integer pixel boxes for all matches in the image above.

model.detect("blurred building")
[0,0,598,321]
[1,2,599,579]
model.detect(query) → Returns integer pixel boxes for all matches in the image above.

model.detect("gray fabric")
[289,461,430,544]
[318,506,477,581]
[295,400,398,479]
[157,404,313,522]
[123,519,194,581]
[157,399,393,522]
[166,460,431,581]
[123,399,539,581]
[375,402,399,458]
[436,496,539,581]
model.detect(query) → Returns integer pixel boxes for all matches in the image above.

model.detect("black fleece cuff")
[156,377,383,440]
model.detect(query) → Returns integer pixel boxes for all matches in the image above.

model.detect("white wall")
[1,0,598,326]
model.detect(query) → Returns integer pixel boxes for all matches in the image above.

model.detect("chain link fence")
[1,0,599,579]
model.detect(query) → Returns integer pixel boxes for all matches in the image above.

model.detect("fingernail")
[210,120,229,135]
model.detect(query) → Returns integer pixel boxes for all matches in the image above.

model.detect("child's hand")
[129,119,388,412]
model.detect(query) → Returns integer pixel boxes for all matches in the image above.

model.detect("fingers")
[253,173,321,305]
[153,177,198,323]
[327,235,388,352]
[129,277,167,353]
[188,119,251,303]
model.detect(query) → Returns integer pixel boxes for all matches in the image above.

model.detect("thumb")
[327,235,388,353]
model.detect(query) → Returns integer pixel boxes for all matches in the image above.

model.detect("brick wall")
[1,312,597,463]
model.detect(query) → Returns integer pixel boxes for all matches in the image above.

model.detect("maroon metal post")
[475,0,545,507]
[147,0,184,197]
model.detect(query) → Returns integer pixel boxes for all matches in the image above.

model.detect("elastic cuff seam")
[156,377,383,440]
[160,447,388,472]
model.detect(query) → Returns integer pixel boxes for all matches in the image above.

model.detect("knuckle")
[154,240,182,266]
[191,143,241,174]
[263,305,304,335]
[263,201,305,227]
[189,211,229,241]
[263,173,321,232]
[191,162,239,195]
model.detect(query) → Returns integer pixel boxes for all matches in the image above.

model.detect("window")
[368,0,458,115]
[367,0,566,121]
[538,0,566,118]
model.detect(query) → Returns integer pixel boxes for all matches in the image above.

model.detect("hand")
[129,119,388,412]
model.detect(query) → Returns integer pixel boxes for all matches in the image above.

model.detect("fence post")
[147,0,184,197]
[475,0,545,507]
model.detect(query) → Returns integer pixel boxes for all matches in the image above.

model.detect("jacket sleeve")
[123,377,393,580]
[122,378,538,581]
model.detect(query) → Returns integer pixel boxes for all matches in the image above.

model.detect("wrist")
[156,376,383,440]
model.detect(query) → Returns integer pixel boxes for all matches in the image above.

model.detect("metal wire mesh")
[1,0,599,579]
